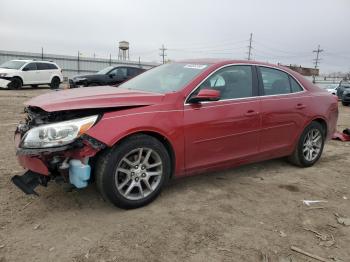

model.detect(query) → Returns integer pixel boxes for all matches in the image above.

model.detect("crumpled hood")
[25,86,165,112]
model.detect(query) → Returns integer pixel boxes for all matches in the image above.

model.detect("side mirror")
[109,73,116,78]
[188,88,220,103]
[22,67,29,71]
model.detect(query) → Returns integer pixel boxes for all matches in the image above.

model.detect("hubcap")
[302,129,322,162]
[115,148,163,200]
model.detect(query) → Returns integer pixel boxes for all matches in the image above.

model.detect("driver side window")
[194,65,253,100]
[109,67,127,77]
[23,63,37,71]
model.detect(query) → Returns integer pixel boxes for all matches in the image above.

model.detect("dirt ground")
[0,87,349,262]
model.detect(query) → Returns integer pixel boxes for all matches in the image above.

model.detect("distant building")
[280,64,319,76]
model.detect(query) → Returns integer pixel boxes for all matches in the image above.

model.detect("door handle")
[245,110,258,116]
[296,103,306,109]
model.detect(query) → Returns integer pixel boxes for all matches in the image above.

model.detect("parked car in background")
[69,65,146,88]
[0,60,63,89]
[13,59,338,209]
[326,84,338,95]
[341,89,350,106]
[336,80,350,102]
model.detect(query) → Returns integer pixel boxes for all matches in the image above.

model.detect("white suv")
[0,60,63,89]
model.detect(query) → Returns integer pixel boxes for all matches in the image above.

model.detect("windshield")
[119,63,209,93]
[340,81,350,88]
[97,66,114,75]
[0,60,26,69]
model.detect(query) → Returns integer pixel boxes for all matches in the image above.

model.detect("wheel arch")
[12,75,24,85]
[50,74,62,83]
[310,117,328,137]
[110,130,176,178]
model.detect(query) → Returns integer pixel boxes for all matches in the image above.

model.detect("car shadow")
[32,158,287,213]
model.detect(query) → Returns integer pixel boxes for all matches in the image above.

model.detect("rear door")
[127,67,142,79]
[257,66,310,155]
[36,63,52,83]
[21,62,38,84]
[184,65,261,173]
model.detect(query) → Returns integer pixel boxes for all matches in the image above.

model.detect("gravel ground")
[0,87,349,262]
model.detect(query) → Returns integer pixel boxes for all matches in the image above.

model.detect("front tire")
[288,122,325,167]
[50,77,60,89]
[8,77,22,89]
[95,134,171,209]
[342,101,349,106]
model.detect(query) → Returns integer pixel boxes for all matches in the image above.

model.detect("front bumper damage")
[14,132,105,195]
[13,107,106,195]
[0,77,11,88]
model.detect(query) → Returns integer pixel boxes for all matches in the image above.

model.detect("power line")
[247,33,253,60]
[254,40,311,56]
[159,44,167,64]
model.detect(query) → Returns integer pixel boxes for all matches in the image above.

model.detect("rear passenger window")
[260,67,291,95]
[128,68,139,77]
[290,77,303,92]
[36,63,49,70]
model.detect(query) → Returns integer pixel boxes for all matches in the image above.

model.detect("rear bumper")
[69,79,85,88]
[342,96,350,103]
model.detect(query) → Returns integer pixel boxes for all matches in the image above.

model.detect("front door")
[21,62,38,85]
[184,65,261,173]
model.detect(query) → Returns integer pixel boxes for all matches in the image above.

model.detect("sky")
[0,0,349,73]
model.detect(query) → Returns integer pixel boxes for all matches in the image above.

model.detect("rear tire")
[50,77,60,89]
[95,134,171,209]
[8,77,22,90]
[288,122,325,167]
[342,101,349,106]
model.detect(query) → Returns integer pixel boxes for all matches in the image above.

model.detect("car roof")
[11,59,32,63]
[178,58,281,68]
[11,59,56,64]
[177,58,301,77]
[113,65,145,69]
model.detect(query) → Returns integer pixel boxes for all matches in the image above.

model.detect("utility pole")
[41,47,44,60]
[312,45,324,83]
[109,53,112,66]
[77,51,80,74]
[247,33,253,60]
[313,45,323,69]
[159,44,167,64]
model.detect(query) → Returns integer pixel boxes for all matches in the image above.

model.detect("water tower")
[118,41,130,60]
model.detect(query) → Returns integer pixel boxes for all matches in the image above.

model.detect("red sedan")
[13,59,338,209]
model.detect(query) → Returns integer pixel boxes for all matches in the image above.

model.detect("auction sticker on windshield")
[184,64,207,70]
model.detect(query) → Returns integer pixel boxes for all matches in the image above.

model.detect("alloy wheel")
[302,129,322,162]
[115,147,163,200]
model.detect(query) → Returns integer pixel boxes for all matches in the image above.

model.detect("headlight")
[0,73,8,77]
[21,115,98,148]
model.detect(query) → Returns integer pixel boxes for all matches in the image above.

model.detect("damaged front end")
[13,106,106,195]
